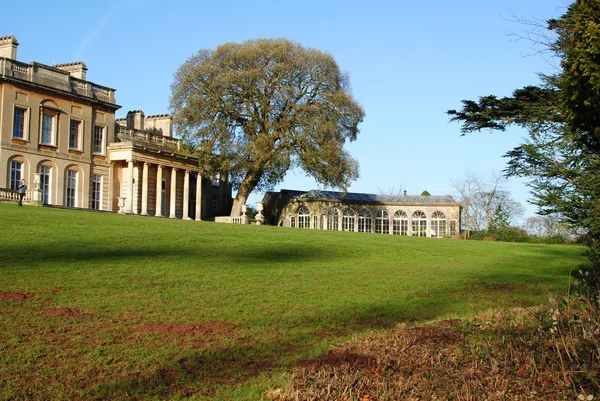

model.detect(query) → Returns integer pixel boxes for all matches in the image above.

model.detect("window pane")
[93,126,104,154]
[13,108,26,139]
[10,161,22,190]
[42,113,53,144]
[70,120,80,149]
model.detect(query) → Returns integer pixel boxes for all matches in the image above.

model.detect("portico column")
[108,162,115,212]
[141,162,149,216]
[169,167,178,218]
[127,158,134,214]
[195,172,202,221]
[183,169,191,220]
[155,164,163,217]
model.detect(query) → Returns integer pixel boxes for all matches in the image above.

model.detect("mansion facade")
[0,36,231,219]
[263,190,461,238]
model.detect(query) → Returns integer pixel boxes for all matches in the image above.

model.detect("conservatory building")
[262,190,461,238]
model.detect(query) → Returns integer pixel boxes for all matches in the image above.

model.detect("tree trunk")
[229,170,262,217]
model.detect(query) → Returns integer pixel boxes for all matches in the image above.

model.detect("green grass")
[0,203,588,400]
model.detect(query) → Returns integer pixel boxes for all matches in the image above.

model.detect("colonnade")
[121,159,202,220]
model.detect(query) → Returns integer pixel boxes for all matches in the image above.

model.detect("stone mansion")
[1,35,461,236]
[0,36,232,219]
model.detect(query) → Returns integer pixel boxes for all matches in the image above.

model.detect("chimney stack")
[54,62,88,80]
[0,36,18,59]
[127,110,145,131]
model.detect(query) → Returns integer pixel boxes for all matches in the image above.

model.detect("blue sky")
[4,0,571,220]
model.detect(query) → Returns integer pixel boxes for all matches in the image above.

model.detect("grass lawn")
[0,203,588,400]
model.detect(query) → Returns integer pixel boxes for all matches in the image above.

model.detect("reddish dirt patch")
[134,321,238,337]
[42,307,91,318]
[0,291,28,301]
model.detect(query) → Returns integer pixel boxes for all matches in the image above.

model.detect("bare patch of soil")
[0,291,29,301]
[134,321,238,338]
[42,307,91,318]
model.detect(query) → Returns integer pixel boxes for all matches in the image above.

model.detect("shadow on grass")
[0,241,338,270]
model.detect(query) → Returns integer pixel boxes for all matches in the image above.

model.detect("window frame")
[39,164,51,204]
[13,106,27,140]
[358,209,372,233]
[69,119,83,150]
[431,211,447,238]
[375,209,390,234]
[411,210,428,237]
[327,207,339,231]
[10,160,23,190]
[297,206,310,229]
[40,110,58,146]
[342,208,356,232]
[66,169,78,207]
[91,174,102,210]
[93,125,105,155]
[393,210,409,235]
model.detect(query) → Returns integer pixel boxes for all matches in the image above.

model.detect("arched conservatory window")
[375,210,390,234]
[393,210,409,235]
[342,208,356,232]
[411,210,427,237]
[358,209,372,233]
[298,206,310,229]
[327,208,339,231]
[431,211,447,238]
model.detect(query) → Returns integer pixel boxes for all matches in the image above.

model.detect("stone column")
[183,169,191,220]
[338,211,343,231]
[155,164,163,217]
[141,162,149,216]
[127,158,134,214]
[195,173,202,221]
[169,167,177,218]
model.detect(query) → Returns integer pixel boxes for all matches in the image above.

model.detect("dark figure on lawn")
[18,179,26,206]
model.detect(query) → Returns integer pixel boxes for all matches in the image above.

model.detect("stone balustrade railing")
[0,58,116,104]
[115,126,181,150]
[0,188,33,202]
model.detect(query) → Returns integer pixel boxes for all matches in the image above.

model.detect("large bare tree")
[451,171,525,233]
[170,39,364,216]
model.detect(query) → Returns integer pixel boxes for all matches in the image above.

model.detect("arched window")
[393,210,409,235]
[298,206,310,229]
[431,211,447,238]
[375,210,390,234]
[65,167,79,207]
[327,208,339,231]
[411,210,427,237]
[38,162,53,205]
[342,208,356,232]
[358,209,372,233]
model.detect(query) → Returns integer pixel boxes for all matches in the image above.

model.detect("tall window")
[312,214,320,229]
[91,175,102,210]
[375,210,390,234]
[10,161,23,190]
[39,165,51,204]
[342,208,356,232]
[412,210,427,237]
[66,169,78,207]
[211,195,218,214]
[393,210,409,235]
[41,112,55,145]
[93,125,105,154]
[69,120,81,149]
[290,216,296,228]
[13,107,26,139]
[298,206,310,228]
[431,211,447,238]
[358,209,372,233]
[327,208,339,231]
